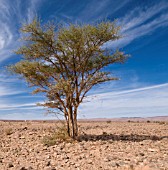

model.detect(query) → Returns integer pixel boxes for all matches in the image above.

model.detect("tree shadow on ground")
[77,133,168,142]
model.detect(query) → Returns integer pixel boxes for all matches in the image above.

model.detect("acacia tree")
[9,19,127,138]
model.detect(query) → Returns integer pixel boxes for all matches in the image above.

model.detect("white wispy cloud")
[0,22,14,62]
[0,86,24,96]
[26,0,44,23]
[80,0,130,22]
[104,1,168,49]
[0,1,17,62]
[0,0,43,63]
[0,72,25,96]
[54,0,131,23]
[120,2,168,32]
[79,83,168,118]
[1,82,167,119]
[0,103,37,110]
[106,83,168,96]
[1,83,167,119]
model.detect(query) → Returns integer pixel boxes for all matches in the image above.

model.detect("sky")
[0,0,168,120]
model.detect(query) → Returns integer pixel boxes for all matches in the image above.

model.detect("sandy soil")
[0,120,168,170]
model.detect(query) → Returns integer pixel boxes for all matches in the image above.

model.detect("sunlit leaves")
[10,18,127,114]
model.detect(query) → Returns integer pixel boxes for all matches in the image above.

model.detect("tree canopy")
[9,19,127,138]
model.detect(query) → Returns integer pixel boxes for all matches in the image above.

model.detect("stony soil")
[0,120,168,170]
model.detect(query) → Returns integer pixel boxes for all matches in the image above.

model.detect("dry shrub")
[42,135,57,147]
[42,126,71,146]
[154,121,167,125]
[5,128,13,135]
[159,121,166,125]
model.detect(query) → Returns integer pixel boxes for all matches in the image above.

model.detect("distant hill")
[0,116,168,122]
[80,116,168,122]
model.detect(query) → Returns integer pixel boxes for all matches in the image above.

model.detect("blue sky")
[0,0,168,120]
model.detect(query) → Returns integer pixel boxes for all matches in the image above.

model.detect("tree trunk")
[74,107,78,137]
[67,107,78,139]
[68,107,75,138]
[66,115,70,136]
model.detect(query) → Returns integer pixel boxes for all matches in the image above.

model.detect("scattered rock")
[8,163,14,168]
[0,121,167,170]
[148,148,158,152]
[140,152,145,156]
[46,161,51,166]
[87,160,93,164]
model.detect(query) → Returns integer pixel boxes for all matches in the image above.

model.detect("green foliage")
[42,126,71,146]
[9,18,127,138]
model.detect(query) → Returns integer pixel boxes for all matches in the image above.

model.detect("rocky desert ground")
[0,119,168,170]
